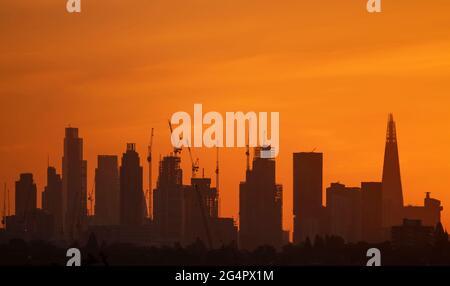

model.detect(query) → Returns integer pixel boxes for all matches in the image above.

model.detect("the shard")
[381,114,404,229]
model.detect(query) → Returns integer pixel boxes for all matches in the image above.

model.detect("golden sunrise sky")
[1,0,450,233]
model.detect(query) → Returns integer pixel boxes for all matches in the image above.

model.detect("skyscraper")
[381,114,404,231]
[184,177,218,246]
[120,143,146,226]
[95,155,120,225]
[361,182,383,243]
[7,174,53,240]
[15,173,37,217]
[239,147,283,250]
[293,152,324,244]
[153,155,184,242]
[62,127,87,241]
[42,166,63,236]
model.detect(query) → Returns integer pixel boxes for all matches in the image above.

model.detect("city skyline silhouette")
[1,114,449,266]
[3,1,450,238]
[0,113,445,249]
[2,1,450,267]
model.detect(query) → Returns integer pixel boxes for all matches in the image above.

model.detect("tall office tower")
[326,183,362,243]
[15,173,37,217]
[95,155,120,225]
[293,152,323,244]
[120,143,146,226]
[153,155,184,243]
[62,127,87,241]
[239,147,283,250]
[42,167,63,235]
[361,182,383,243]
[184,177,218,245]
[381,114,404,231]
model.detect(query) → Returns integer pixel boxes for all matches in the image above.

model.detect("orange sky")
[1,0,450,234]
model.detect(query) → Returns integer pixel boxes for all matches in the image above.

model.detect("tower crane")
[186,149,213,249]
[215,146,220,216]
[245,129,250,171]
[6,185,9,217]
[187,144,200,178]
[88,180,95,217]
[146,128,154,219]
[168,120,182,156]
[2,183,6,227]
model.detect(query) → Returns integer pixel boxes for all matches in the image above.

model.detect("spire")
[386,113,397,143]
[381,113,404,229]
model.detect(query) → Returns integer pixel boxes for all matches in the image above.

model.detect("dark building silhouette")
[293,152,324,244]
[381,114,404,232]
[239,147,283,250]
[95,155,120,225]
[15,173,37,217]
[184,177,218,245]
[326,183,362,243]
[184,177,236,247]
[7,173,54,240]
[361,182,383,242]
[209,217,238,248]
[391,219,434,248]
[403,192,442,228]
[153,155,184,243]
[120,143,146,226]
[62,127,87,241]
[5,210,54,241]
[42,166,63,236]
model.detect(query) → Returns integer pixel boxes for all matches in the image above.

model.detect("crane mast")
[2,183,6,228]
[147,128,154,219]
[187,145,199,178]
[87,175,95,217]
[215,146,220,216]
[168,120,182,156]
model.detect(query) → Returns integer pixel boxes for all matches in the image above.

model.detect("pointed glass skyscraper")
[381,114,404,229]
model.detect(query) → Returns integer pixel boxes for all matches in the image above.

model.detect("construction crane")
[2,183,6,227]
[187,144,200,178]
[146,128,154,219]
[186,150,212,249]
[88,182,95,217]
[245,136,250,171]
[215,146,220,217]
[168,120,182,156]
[6,185,9,218]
